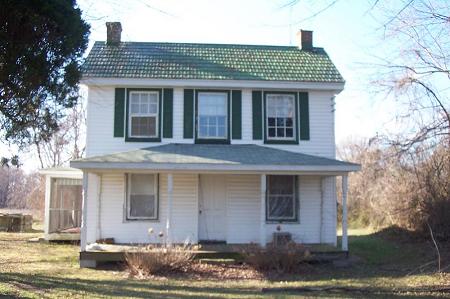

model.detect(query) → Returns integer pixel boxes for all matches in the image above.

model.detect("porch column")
[166,173,173,243]
[80,171,88,252]
[260,174,266,247]
[341,174,348,251]
[43,175,51,239]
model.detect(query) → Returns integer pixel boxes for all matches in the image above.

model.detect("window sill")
[124,218,160,223]
[266,220,299,224]
[125,137,161,142]
[264,139,298,145]
[195,139,230,144]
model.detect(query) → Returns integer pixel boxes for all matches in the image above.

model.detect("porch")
[71,144,359,267]
[80,242,348,268]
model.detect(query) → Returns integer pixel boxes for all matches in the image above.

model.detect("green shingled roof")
[82,41,344,82]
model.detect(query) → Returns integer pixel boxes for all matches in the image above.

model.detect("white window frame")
[126,173,158,220]
[266,175,297,221]
[128,91,159,138]
[197,92,228,140]
[265,94,296,141]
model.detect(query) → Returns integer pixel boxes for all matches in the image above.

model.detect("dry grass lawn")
[0,226,449,298]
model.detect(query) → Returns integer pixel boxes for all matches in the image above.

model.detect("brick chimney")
[106,22,122,45]
[296,30,313,50]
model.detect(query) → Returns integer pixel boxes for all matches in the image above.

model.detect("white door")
[198,175,227,242]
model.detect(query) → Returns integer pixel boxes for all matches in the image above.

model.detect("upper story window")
[129,91,159,138]
[197,92,228,140]
[266,175,298,222]
[266,94,296,141]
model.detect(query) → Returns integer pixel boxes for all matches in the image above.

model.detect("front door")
[198,175,226,242]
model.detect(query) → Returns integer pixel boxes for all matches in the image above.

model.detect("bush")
[125,243,195,277]
[241,242,310,273]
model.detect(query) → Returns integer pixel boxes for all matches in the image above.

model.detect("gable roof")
[82,42,344,83]
[70,144,359,173]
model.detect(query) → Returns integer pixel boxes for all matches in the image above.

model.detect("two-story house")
[69,22,360,267]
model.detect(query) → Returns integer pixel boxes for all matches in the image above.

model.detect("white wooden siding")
[82,172,336,246]
[83,172,197,244]
[86,86,336,158]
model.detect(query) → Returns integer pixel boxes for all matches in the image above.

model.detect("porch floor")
[81,243,347,268]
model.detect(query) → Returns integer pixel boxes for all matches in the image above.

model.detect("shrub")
[125,243,195,277]
[241,242,310,273]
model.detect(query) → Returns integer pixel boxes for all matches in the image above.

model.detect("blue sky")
[79,0,399,141]
[2,0,402,170]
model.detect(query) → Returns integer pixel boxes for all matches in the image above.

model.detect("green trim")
[252,91,263,140]
[162,89,173,138]
[231,90,242,139]
[299,92,310,140]
[265,175,299,223]
[183,89,194,139]
[195,90,231,144]
[263,91,299,145]
[113,88,125,137]
[125,88,162,142]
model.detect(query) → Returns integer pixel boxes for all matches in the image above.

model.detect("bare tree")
[34,98,86,168]
[370,1,450,150]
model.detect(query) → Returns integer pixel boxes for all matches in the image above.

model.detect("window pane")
[268,196,294,218]
[217,116,225,126]
[266,95,295,140]
[129,195,155,218]
[199,125,208,137]
[277,128,284,137]
[276,118,285,127]
[286,128,293,137]
[286,118,293,127]
[268,175,294,195]
[149,103,158,114]
[130,174,155,195]
[131,118,139,136]
[217,126,225,137]
[208,126,216,137]
[199,116,208,126]
[198,92,227,138]
[268,128,276,137]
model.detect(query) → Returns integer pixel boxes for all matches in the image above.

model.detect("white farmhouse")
[68,22,359,267]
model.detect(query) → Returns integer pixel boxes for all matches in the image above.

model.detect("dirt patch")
[9,281,46,295]
[126,260,324,281]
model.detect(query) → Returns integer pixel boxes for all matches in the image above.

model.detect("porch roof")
[70,144,360,174]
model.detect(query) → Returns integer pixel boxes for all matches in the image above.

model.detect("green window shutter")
[162,89,173,138]
[299,92,310,140]
[252,91,263,140]
[114,88,125,137]
[231,90,242,139]
[183,89,194,138]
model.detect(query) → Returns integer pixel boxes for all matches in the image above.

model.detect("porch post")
[260,174,266,247]
[341,174,348,251]
[80,171,88,252]
[43,175,51,239]
[166,173,173,243]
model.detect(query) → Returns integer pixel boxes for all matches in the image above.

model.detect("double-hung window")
[127,174,158,220]
[266,94,296,140]
[129,91,159,138]
[197,92,228,139]
[266,175,297,222]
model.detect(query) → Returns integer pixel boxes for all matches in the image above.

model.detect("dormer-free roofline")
[80,77,345,93]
